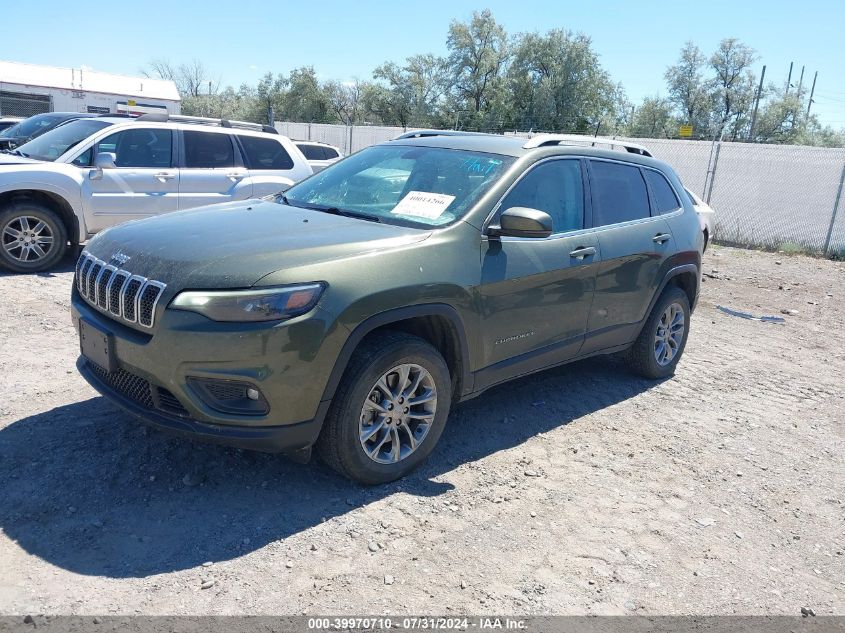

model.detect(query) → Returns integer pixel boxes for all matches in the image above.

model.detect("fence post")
[348,124,354,155]
[705,141,723,205]
[823,162,845,256]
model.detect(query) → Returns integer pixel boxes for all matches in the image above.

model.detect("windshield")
[14,119,112,161]
[280,144,513,227]
[0,113,69,140]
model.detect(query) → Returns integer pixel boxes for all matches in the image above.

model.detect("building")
[0,60,181,118]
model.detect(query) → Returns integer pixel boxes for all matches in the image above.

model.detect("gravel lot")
[0,245,843,616]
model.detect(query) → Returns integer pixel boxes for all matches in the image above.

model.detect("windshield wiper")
[300,203,381,223]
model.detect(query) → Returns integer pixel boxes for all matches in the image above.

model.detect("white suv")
[294,140,343,173]
[0,115,312,272]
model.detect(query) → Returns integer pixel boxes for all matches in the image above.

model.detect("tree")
[709,38,757,140]
[143,58,217,98]
[664,42,713,138]
[253,73,287,124]
[627,96,675,138]
[446,9,509,120]
[507,29,619,133]
[282,67,332,123]
[324,79,364,125]
[370,54,448,127]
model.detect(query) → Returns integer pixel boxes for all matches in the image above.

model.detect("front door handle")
[569,246,596,260]
[653,233,671,244]
[227,172,246,180]
[154,172,176,181]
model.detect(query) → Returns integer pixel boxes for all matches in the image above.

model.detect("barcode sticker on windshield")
[391,191,455,219]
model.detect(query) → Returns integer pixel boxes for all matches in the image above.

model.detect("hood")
[0,152,43,165]
[84,200,431,289]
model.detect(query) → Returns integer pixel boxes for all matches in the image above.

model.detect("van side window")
[589,160,651,226]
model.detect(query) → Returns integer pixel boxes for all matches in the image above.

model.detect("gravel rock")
[182,473,203,487]
[384,575,395,585]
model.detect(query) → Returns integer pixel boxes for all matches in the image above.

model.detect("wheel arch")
[0,189,82,248]
[321,304,472,405]
[652,264,699,314]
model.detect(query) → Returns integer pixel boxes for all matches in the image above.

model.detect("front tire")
[0,202,68,273]
[626,286,691,379]
[317,331,452,485]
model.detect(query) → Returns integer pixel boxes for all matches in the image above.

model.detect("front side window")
[240,135,294,170]
[498,159,584,234]
[97,128,172,168]
[589,160,651,226]
[644,170,681,214]
[282,144,513,228]
[184,131,234,168]
[13,119,112,162]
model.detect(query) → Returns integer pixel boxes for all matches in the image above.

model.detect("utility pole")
[749,64,766,142]
[785,62,794,94]
[792,66,805,129]
[806,71,818,118]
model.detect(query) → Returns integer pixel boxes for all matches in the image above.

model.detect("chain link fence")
[0,90,52,118]
[276,121,845,257]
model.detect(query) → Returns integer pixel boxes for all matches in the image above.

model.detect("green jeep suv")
[72,133,701,484]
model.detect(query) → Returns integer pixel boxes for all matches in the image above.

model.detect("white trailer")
[0,60,180,118]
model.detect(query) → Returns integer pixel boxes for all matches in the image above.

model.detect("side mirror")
[94,152,116,170]
[488,207,553,239]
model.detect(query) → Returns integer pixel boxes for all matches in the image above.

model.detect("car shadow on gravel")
[0,355,661,578]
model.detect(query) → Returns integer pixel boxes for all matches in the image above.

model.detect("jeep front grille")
[75,252,166,329]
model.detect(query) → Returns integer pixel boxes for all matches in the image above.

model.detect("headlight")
[170,283,325,322]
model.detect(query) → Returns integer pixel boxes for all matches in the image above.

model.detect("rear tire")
[0,202,68,273]
[316,331,452,485]
[626,286,690,379]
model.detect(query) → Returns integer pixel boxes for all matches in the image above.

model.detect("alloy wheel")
[2,215,55,263]
[654,302,685,366]
[359,363,437,464]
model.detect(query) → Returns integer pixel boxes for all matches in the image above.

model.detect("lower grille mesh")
[87,361,191,419]
[89,363,155,410]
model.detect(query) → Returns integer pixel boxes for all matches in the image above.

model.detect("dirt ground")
[0,245,842,617]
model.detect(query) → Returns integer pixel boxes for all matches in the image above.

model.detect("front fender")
[0,173,87,242]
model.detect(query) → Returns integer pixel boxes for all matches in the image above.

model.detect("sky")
[3,0,844,128]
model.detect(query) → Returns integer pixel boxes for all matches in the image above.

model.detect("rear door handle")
[153,172,176,181]
[227,172,246,180]
[569,246,596,260]
[653,233,671,244]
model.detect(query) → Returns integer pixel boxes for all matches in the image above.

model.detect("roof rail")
[522,134,653,157]
[135,112,278,134]
[393,129,493,140]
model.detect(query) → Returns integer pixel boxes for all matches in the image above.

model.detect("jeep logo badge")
[110,251,131,266]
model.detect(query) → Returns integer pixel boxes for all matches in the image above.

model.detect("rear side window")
[240,135,294,170]
[322,146,339,159]
[297,143,324,161]
[184,131,234,168]
[589,161,650,226]
[644,170,681,214]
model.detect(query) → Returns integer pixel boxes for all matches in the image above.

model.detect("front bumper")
[71,287,343,452]
[78,356,326,452]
